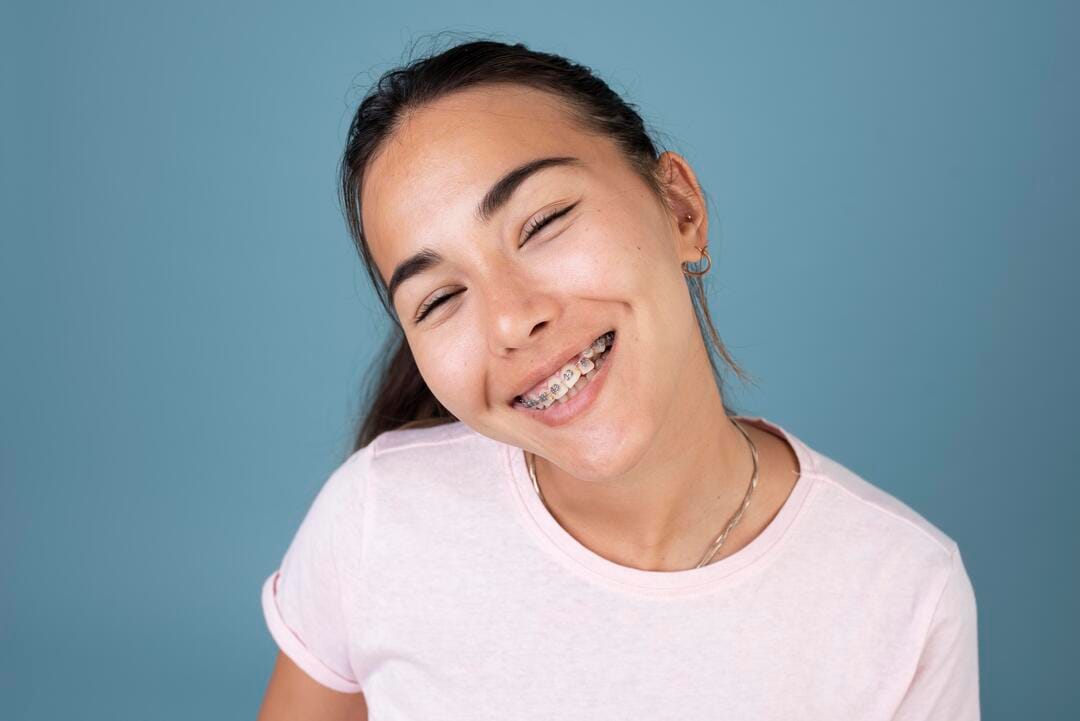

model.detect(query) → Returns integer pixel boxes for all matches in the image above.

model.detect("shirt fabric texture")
[261,415,980,719]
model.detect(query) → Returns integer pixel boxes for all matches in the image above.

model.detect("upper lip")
[509,329,612,403]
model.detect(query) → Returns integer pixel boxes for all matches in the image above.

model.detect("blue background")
[4,1,1076,718]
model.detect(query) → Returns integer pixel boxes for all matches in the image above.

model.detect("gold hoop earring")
[682,245,711,277]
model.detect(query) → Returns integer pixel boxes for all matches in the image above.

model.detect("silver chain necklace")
[524,417,759,569]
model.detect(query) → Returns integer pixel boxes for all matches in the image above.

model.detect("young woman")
[257,39,980,721]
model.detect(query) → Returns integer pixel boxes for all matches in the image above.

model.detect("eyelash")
[414,289,462,323]
[520,200,579,247]
[414,201,580,323]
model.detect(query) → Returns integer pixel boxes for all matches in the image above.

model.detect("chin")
[552,423,648,481]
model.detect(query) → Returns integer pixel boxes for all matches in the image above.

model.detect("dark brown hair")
[339,34,755,452]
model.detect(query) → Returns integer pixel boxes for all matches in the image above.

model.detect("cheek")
[553,213,674,297]
[412,340,484,415]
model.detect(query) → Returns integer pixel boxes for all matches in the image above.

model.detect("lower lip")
[512,335,618,427]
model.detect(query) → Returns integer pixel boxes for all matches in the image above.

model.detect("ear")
[656,151,709,267]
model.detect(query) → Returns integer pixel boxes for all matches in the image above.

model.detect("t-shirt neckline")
[502,415,820,596]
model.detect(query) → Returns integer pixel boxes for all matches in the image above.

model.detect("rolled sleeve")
[261,569,363,693]
[260,446,372,694]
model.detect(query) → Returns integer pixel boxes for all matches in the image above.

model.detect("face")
[362,84,709,481]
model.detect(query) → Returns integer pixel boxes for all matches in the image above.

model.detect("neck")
[531,334,755,571]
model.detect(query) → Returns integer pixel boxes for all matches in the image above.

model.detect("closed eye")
[520,200,580,247]
[413,200,579,324]
[414,289,463,323]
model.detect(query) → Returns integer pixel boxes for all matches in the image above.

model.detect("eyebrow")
[386,155,583,311]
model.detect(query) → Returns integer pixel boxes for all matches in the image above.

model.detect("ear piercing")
[681,214,711,276]
[682,246,711,276]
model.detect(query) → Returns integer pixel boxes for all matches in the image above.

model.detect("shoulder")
[797,445,962,595]
[811,450,957,556]
[760,416,960,568]
[368,418,482,456]
[782,436,979,642]
[807,449,979,670]
[307,421,507,522]
[360,419,505,486]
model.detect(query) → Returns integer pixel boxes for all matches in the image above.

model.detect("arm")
[258,446,375,720]
[257,651,368,721]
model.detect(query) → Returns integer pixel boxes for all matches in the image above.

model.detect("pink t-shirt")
[261,415,980,719]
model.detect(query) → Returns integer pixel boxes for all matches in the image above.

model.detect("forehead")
[361,85,604,277]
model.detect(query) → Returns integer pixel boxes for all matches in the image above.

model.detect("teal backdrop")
[3,1,1076,718]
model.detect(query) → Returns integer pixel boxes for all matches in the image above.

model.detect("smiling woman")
[257,36,980,721]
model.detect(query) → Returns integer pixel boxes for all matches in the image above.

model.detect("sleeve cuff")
[260,570,364,694]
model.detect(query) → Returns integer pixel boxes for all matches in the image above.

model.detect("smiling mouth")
[513,330,615,411]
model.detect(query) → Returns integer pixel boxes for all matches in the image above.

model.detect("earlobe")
[676,208,708,269]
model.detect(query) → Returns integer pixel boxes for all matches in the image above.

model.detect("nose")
[486,268,560,356]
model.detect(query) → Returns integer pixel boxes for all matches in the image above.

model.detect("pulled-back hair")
[339,34,754,452]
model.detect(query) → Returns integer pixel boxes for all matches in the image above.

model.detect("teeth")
[517,331,614,410]
[548,364,579,400]
[563,366,582,388]
[547,383,566,401]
